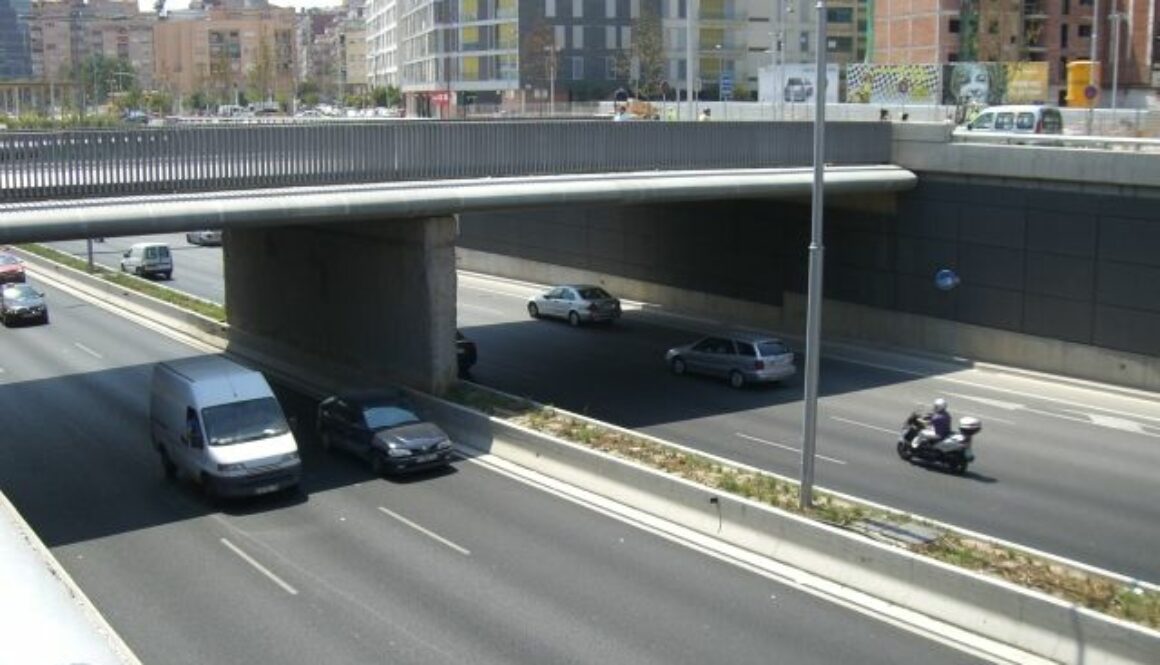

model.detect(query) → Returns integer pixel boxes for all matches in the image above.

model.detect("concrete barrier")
[410,391,1160,665]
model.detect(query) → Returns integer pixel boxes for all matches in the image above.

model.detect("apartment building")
[154,2,296,105]
[27,0,155,90]
[1,0,32,80]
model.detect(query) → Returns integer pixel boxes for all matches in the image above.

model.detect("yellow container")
[1065,60,1099,108]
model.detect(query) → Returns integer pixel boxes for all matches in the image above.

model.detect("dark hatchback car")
[1,283,48,326]
[316,391,454,475]
[456,330,477,375]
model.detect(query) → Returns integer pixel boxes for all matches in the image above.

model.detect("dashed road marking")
[220,538,298,595]
[378,507,471,556]
[735,432,847,465]
[74,342,103,359]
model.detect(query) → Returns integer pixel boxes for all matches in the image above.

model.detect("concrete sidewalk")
[0,491,139,665]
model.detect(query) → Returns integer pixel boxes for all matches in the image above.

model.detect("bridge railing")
[0,121,891,204]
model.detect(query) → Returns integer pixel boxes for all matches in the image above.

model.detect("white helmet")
[933,398,947,412]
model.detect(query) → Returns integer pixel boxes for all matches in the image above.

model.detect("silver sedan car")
[527,284,621,326]
[666,332,795,388]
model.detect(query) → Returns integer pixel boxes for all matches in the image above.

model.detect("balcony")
[1023,1,1048,19]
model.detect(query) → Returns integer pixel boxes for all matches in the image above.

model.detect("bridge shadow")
[456,315,964,431]
[0,359,460,548]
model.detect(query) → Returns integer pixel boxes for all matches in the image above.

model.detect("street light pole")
[685,0,698,119]
[715,43,722,108]
[800,0,827,511]
[1087,0,1101,134]
[1109,8,1126,113]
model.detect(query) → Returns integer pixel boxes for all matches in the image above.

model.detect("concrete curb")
[409,392,1160,665]
[21,246,1160,664]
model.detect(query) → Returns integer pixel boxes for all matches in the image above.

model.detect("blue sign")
[934,268,961,291]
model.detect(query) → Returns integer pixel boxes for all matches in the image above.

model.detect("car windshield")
[0,254,19,265]
[577,287,611,300]
[201,397,289,446]
[363,406,420,429]
[2,285,36,300]
[756,340,790,357]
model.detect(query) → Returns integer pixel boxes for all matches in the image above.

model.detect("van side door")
[177,406,207,477]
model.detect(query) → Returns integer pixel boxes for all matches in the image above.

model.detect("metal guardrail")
[951,128,1160,152]
[0,121,891,204]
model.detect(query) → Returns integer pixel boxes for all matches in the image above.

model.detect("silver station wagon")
[665,332,796,388]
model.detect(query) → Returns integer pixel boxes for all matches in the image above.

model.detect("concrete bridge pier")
[223,216,458,394]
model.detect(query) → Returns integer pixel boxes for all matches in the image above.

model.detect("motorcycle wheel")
[950,456,969,475]
[896,440,912,461]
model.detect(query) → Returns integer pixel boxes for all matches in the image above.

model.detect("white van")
[965,105,1064,134]
[150,356,302,499]
[120,242,173,280]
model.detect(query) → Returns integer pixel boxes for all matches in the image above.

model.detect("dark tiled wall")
[458,179,1160,357]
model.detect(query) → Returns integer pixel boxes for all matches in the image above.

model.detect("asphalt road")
[41,236,1160,582]
[0,276,985,665]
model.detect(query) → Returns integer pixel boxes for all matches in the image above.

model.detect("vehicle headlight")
[217,462,246,473]
[436,440,452,451]
[387,447,413,458]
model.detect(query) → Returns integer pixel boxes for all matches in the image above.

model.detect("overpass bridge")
[0,121,1158,392]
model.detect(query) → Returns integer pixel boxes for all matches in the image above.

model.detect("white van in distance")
[120,242,173,280]
[151,356,302,499]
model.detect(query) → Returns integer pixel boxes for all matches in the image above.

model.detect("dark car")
[316,391,454,475]
[456,330,477,375]
[0,252,26,284]
[1,283,48,326]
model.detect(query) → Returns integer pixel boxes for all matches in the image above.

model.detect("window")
[546,0,556,18]
[1078,24,1091,38]
[606,0,615,18]
[1060,24,1068,48]
[948,52,959,62]
[630,0,639,18]
[949,18,960,33]
[606,56,618,79]
[621,25,631,49]
[826,7,852,22]
[573,25,584,48]
[607,25,616,49]
[555,25,566,48]
[573,0,583,18]
[800,31,809,51]
[571,56,584,79]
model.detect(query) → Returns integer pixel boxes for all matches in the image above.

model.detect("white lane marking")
[458,302,507,317]
[1075,413,1147,435]
[220,538,299,595]
[73,342,103,359]
[377,507,471,556]
[944,392,1022,411]
[830,417,897,435]
[735,432,847,465]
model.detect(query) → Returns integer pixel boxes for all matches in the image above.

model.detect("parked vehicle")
[784,78,809,102]
[964,105,1063,134]
[896,412,982,475]
[316,390,454,476]
[456,330,477,376]
[0,252,26,283]
[527,284,621,326]
[150,355,302,498]
[665,332,795,388]
[120,242,173,279]
[186,230,223,246]
[0,283,48,326]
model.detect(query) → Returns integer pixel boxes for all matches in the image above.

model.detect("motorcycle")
[896,411,982,475]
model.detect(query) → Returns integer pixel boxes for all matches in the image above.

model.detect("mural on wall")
[757,64,840,104]
[941,62,1049,106]
[844,64,941,104]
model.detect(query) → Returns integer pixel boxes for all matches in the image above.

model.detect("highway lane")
[0,277,985,664]
[455,275,1160,582]
[38,238,1160,580]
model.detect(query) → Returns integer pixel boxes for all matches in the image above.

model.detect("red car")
[0,253,26,284]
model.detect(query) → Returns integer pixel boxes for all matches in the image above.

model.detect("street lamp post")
[544,45,556,116]
[1108,8,1127,113]
[800,0,827,510]
[685,0,698,120]
[1087,0,1101,134]
[715,43,723,112]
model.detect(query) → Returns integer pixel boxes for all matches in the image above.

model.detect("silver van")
[120,242,173,279]
[966,105,1063,134]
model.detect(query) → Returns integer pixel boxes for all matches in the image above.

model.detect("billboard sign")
[757,63,839,104]
[941,62,1049,106]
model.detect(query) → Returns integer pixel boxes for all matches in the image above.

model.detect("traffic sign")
[1084,85,1099,100]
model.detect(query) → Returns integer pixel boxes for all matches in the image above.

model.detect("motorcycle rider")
[916,398,952,447]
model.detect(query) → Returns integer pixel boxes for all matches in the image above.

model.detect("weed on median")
[454,381,1160,629]
[17,244,226,322]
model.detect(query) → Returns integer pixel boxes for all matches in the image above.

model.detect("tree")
[248,34,276,102]
[628,4,665,99]
[522,20,557,86]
